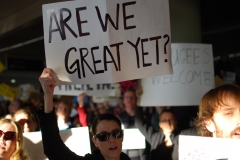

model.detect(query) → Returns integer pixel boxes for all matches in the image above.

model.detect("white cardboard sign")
[42,0,173,85]
[179,135,240,160]
[140,43,214,106]
[23,127,91,160]
[23,127,145,159]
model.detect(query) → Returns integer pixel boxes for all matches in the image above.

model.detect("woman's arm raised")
[38,68,56,113]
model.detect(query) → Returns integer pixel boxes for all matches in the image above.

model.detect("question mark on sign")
[163,34,170,62]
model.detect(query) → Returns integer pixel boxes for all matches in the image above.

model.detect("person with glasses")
[0,118,29,160]
[38,68,130,160]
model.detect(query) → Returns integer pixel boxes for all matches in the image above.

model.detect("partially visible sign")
[0,83,18,100]
[140,43,214,106]
[23,127,91,160]
[179,135,240,160]
[54,83,116,96]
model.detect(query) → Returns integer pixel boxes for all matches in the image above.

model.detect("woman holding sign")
[38,68,130,160]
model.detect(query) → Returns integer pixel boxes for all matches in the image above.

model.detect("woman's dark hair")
[91,113,122,135]
[159,109,176,120]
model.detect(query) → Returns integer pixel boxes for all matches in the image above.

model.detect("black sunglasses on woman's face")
[0,130,16,141]
[93,129,123,142]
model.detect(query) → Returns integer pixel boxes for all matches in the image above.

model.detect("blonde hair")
[195,84,240,137]
[0,118,30,160]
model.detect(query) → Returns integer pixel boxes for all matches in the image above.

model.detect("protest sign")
[23,127,145,159]
[179,135,240,160]
[92,83,121,103]
[23,127,91,160]
[54,83,116,96]
[0,83,18,100]
[140,43,214,106]
[42,0,172,85]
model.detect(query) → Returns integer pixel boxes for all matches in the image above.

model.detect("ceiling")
[0,0,240,89]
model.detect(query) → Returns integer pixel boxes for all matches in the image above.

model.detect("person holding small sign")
[133,87,198,160]
[38,68,131,160]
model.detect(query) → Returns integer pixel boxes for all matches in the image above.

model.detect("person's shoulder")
[180,127,198,136]
[120,152,131,160]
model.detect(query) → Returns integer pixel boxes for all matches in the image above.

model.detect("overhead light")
[11,79,16,83]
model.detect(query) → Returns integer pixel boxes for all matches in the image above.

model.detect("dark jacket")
[37,109,130,160]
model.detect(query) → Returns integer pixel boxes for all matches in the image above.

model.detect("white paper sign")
[42,0,172,85]
[23,127,91,160]
[122,128,145,150]
[140,43,214,106]
[54,83,116,96]
[23,127,145,159]
[179,135,240,160]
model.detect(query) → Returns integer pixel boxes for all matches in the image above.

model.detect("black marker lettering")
[76,7,90,37]
[127,37,140,68]
[122,1,136,30]
[110,42,123,71]
[150,36,161,64]
[65,47,81,79]
[103,46,118,71]
[141,38,152,67]
[91,46,104,74]
[95,4,119,32]
[80,48,95,77]
[49,10,64,43]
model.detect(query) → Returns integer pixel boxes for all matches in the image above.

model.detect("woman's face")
[0,123,17,159]
[92,120,122,160]
[56,102,69,119]
[8,100,20,115]
[15,113,36,133]
[159,112,176,134]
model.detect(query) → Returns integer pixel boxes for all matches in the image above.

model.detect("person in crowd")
[13,109,38,133]
[77,93,98,127]
[119,89,150,160]
[172,84,240,159]
[134,107,179,160]
[38,68,130,160]
[194,84,240,138]
[0,118,30,160]
[97,103,108,115]
[6,99,23,119]
[134,87,197,160]
[55,101,76,130]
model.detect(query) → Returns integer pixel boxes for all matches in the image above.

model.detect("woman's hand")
[77,93,87,107]
[39,68,56,113]
[136,86,143,106]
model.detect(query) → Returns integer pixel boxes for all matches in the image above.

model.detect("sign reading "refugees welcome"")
[140,43,214,106]
[42,0,172,85]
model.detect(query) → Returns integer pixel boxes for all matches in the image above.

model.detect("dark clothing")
[134,108,179,160]
[37,109,130,160]
[119,111,135,128]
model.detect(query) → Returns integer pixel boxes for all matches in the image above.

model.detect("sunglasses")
[93,129,123,142]
[0,130,16,141]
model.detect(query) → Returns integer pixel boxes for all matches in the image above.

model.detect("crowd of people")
[0,67,239,160]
